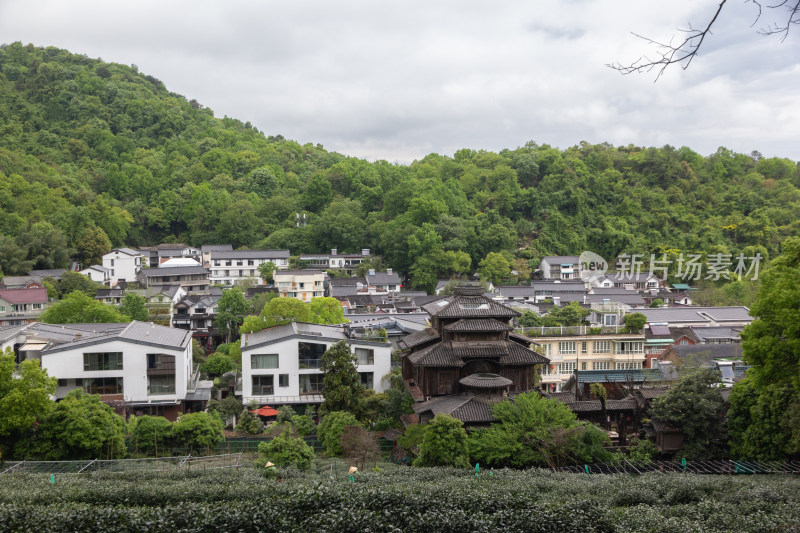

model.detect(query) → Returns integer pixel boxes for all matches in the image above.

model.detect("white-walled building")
[79,265,112,286]
[102,248,144,286]
[209,250,290,286]
[6,321,207,420]
[539,256,581,280]
[240,322,392,406]
[273,270,327,301]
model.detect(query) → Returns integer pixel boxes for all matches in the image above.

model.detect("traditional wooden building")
[399,285,549,424]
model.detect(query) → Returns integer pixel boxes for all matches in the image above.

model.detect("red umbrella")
[252,406,279,417]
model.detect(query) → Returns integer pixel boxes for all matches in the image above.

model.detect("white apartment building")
[209,250,290,286]
[102,248,144,286]
[273,270,327,301]
[240,322,392,406]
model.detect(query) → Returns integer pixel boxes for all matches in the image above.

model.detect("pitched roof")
[586,293,646,305]
[412,394,497,424]
[397,328,440,350]
[201,244,234,252]
[637,306,752,324]
[41,321,192,354]
[407,340,548,367]
[366,271,402,285]
[0,287,47,304]
[542,256,581,264]
[459,373,513,388]
[428,295,520,319]
[443,318,514,332]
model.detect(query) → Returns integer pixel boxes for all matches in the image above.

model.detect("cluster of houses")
[0,249,755,453]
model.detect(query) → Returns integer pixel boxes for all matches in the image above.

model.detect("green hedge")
[1,466,799,532]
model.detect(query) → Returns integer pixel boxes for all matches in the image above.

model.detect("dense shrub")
[317,411,359,456]
[1,467,799,532]
[255,428,314,471]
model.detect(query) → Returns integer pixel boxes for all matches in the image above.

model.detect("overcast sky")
[2,0,799,163]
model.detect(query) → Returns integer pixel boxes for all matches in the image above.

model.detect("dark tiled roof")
[459,373,513,388]
[329,277,366,287]
[398,328,439,350]
[407,342,465,367]
[444,318,513,332]
[636,386,671,399]
[431,296,520,319]
[451,398,496,423]
[408,340,548,367]
[413,394,498,424]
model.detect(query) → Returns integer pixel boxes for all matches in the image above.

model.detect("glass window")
[594,361,611,370]
[252,375,274,396]
[360,372,374,389]
[581,341,587,354]
[558,341,576,355]
[148,375,175,395]
[594,341,611,354]
[82,377,123,394]
[83,352,123,371]
[279,374,289,387]
[251,354,279,369]
[557,362,576,374]
[298,342,326,369]
[299,374,323,395]
[355,348,374,365]
[581,362,587,370]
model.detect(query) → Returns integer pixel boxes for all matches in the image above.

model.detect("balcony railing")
[518,325,638,337]
[298,359,322,369]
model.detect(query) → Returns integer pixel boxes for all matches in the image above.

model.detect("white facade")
[241,323,392,405]
[103,248,144,286]
[209,250,290,286]
[40,322,193,405]
[274,271,326,301]
[79,265,111,286]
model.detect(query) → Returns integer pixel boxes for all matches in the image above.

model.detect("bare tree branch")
[608,0,799,80]
[607,1,728,81]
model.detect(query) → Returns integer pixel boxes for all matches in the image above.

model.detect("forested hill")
[1,42,799,292]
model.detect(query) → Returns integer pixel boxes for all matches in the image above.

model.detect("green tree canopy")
[171,412,225,452]
[257,261,276,284]
[199,353,237,377]
[118,293,149,322]
[39,291,130,324]
[213,287,248,343]
[256,426,315,470]
[741,236,800,391]
[623,312,647,333]
[317,410,360,456]
[0,348,56,458]
[129,415,172,455]
[468,391,612,468]
[649,368,727,459]
[478,252,511,285]
[33,389,127,460]
[319,340,362,415]
[414,414,470,468]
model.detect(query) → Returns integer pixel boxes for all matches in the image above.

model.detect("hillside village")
[1,243,761,457]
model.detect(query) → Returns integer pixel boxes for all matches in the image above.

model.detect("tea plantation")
[1,463,798,532]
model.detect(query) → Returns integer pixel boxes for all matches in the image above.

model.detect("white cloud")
[1,0,798,162]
